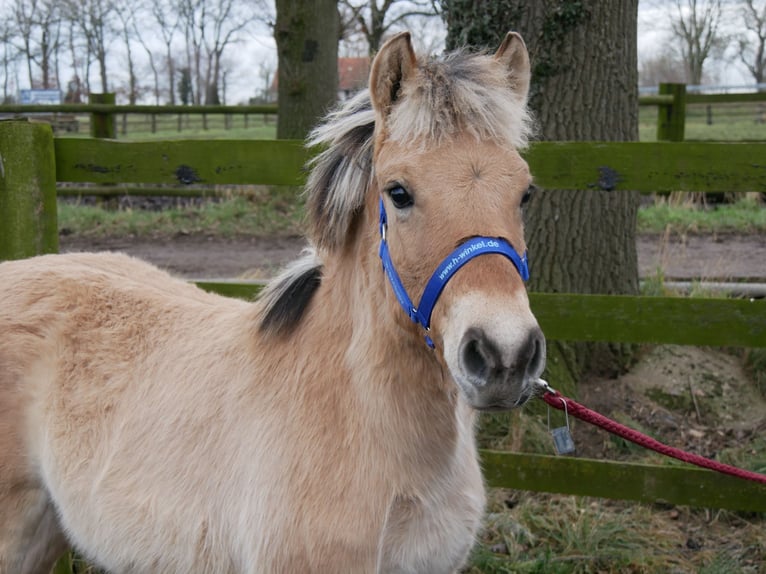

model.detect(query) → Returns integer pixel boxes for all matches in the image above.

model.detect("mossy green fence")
[1,119,765,515]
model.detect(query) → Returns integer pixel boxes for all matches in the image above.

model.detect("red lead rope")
[541,390,766,485]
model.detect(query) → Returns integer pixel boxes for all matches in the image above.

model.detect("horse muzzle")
[438,290,546,411]
[456,324,546,411]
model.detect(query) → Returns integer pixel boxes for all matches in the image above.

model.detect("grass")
[637,196,766,234]
[57,188,305,238]
[57,191,764,240]
[467,491,765,573]
[60,113,277,140]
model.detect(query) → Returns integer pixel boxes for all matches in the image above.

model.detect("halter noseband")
[378,197,530,348]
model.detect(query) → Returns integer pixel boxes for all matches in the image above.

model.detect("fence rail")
[50,137,766,194]
[1,119,764,515]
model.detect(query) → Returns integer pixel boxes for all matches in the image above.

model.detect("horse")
[0,31,545,573]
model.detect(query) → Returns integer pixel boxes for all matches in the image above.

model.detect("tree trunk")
[443,0,640,388]
[166,45,176,104]
[41,30,50,88]
[98,48,108,93]
[275,0,339,140]
[124,29,137,104]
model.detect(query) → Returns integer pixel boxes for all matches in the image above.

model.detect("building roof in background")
[338,57,370,92]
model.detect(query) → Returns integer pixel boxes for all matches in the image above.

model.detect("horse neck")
[309,222,474,480]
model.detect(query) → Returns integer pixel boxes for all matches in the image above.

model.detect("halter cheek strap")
[378,197,530,348]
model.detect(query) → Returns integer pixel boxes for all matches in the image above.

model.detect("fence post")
[0,120,58,261]
[89,92,116,138]
[657,83,686,142]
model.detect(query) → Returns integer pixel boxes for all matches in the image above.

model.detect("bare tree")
[151,0,181,104]
[132,17,162,104]
[178,0,206,104]
[340,0,440,55]
[736,0,766,84]
[639,49,687,86]
[177,0,262,105]
[0,17,21,101]
[203,0,258,104]
[12,0,62,89]
[669,0,726,85]
[64,16,86,101]
[113,2,140,103]
[63,0,117,94]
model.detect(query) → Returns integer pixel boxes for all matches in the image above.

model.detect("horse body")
[1,251,482,573]
[0,31,543,573]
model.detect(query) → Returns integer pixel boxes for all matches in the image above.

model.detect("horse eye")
[388,185,414,209]
[521,184,536,206]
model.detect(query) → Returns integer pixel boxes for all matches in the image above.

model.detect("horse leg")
[0,486,69,574]
[0,377,69,574]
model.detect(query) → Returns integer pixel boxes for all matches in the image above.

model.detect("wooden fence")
[1,119,765,514]
[0,93,277,138]
[1,83,765,142]
[639,83,766,141]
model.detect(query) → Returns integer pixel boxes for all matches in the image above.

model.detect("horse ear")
[369,32,417,116]
[494,32,531,101]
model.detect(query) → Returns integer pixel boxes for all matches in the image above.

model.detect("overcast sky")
[5,1,756,103]
[223,1,754,104]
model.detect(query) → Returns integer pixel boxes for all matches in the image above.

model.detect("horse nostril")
[460,328,501,384]
[525,328,546,379]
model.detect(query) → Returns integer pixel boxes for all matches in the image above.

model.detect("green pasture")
[61,112,277,140]
[636,195,766,234]
[57,189,303,238]
[56,194,765,239]
[639,102,766,142]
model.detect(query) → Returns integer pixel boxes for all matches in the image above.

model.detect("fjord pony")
[0,32,544,573]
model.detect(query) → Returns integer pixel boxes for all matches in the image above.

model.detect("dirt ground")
[59,232,766,281]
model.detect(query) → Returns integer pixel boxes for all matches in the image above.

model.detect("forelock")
[387,50,534,149]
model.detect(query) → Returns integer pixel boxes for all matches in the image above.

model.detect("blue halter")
[378,197,530,348]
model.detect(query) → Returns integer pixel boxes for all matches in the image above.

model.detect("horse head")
[366,32,545,410]
[299,31,545,411]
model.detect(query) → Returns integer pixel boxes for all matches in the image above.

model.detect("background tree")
[441,0,640,388]
[339,0,440,55]
[639,49,687,86]
[736,0,766,85]
[179,66,193,105]
[201,0,258,104]
[63,16,86,100]
[176,0,257,105]
[669,0,726,85]
[152,0,181,104]
[113,2,140,104]
[274,0,339,139]
[132,12,162,104]
[0,18,20,102]
[63,0,116,94]
[12,0,62,89]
